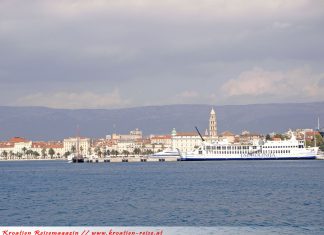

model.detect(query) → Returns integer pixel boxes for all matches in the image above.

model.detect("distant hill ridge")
[0,102,324,141]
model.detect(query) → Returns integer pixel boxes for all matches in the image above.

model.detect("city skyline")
[1,0,324,109]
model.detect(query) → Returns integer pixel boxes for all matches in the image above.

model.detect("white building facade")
[63,137,91,155]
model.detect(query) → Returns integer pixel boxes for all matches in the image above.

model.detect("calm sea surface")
[0,160,324,229]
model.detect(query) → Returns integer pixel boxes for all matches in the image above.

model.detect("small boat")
[149,148,182,158]
[72,155,84,163]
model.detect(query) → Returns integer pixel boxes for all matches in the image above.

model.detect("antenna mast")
[195,126,205,142]
[76,124,80,156]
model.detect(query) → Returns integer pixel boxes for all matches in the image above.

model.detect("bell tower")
[209,108,217,137]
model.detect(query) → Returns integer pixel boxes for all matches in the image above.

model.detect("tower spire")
[209,107,217,137]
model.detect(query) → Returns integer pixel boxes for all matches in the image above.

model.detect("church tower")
[209,108,217,137]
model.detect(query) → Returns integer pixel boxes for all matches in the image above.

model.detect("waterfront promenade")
[0,155,179,162]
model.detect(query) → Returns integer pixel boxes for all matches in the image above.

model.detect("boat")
[72,154,85,163]
[181,128,318,161]
[149,148,181,158]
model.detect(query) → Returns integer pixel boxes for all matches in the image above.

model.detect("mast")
[195,126,205,142]
[315,117,319,147]
[76,124,80,157]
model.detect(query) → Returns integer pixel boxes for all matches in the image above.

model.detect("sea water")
[0,160,323,231]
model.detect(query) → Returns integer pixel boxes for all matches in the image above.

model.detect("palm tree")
[97,150,102,158]
[133,148,141,155]
[110,149,119,157]
[26,149,33,159]
[94,147,100,155]
[122,150,130,157]
[71,145,76,153]
[17,152,22,159]
[41,148,47,159]
[80,146,84,155]
[48,148,55,159]
[22,147,27,157]
[9,151,14,160]
[33,151,40,159]
[64,151,71,159]
[2,150,8,159]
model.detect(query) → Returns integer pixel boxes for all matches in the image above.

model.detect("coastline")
[0,158,66,162]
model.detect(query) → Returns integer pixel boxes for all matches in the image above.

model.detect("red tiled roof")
[9,137,29,143]
[32,142,63,149]
[222,131,234,136]
[176,132,198,136]
[0,142,14,148]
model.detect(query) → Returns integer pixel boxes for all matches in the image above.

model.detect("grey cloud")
[0,0,324,107]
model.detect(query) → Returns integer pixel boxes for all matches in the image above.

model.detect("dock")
[316,155,324,160]
[79,155,180,163]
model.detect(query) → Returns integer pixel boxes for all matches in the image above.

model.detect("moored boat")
[181,133,318,161]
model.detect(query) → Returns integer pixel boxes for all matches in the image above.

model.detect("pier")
[74,155,180,163]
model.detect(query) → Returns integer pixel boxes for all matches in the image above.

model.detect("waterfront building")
[220,131,235,143]
[172,131,202,153]
[31,141,64,158]
[110,128,143,141]
[9,137,32,154]
[150,135,172,149]
[117,139,141,153]
[0,137,65,159]
[0,142,14,159]
[142,143,164,153]
[239,131,262,145]
[63,137,90,155]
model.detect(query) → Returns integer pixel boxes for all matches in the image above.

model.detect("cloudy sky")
[1,0,324,109]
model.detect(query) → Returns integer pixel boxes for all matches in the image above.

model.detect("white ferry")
[181,133,318,161]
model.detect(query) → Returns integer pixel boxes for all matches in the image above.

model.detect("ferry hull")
[181,156,316,161]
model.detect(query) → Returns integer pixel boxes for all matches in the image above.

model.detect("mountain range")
[0,102,324,141]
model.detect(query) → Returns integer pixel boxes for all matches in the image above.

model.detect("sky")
[1,0,324,109]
